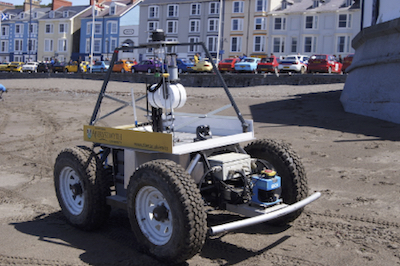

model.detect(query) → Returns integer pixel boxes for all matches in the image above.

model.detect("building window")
[44,39,54,52]
[110,38,117,53]
[305,16,318,29]
[94,23,102,34]
[208,18,219,32]
[49,11,54,18]
[254,17,266,30]
[167,4,178,17]
[232,19,243,31]
[231,36,242,52]
[209,2,220,14]
[336,35,351,53]
[254,35,265,52]
[304,36,317,53]
[33,12,37,19]
[58,39,67,52]
[291,37,297,53]
[273,36,285,53]
[15,24,23,34]
[107,21,118,34]
[233,1,244,13]
[188,36,200,52]
[94,39,101,53]
[148,21,159,31]
[29,24,38,34]
[166,20,178,34]
[338,14,352,28]
[1,26,9,36]
[63,11,69,18]
[345,0,353,7]
[85,38,90,53]
[191,3,201,15]
[207,36,218,52]
[189,20,200,32]
[274,17,286,30]
[15,39,23,51]
[45,24,53,34]
[1,40,8,52]
[166,38,177,53]
[256,0,267,12]
[28,39,37,52]
[59,23,68,33]
[313,0,319,8]
[110,5,116,15]
[20,12,25,19]
[149,6,159,18]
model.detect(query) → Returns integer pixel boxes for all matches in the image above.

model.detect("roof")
[40,5,90,19]
[80,0,140,19]
[271,0,360,15]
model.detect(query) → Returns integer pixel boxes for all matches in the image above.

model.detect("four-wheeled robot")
[53,30,320,263]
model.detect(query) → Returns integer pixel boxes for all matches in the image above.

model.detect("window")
[291,37,297,53]
[189,20,200,32]
[20,12,25,19]
[110,5,116,15]
[59,23,67,33]
[45,24,53,34]
[15,24,23,34]
[207,36,218,52]
[33,12,37,19]
[209,2,220,14]
[345,0,353,7]
[166,38,177,53]
[254,17,266,30]
[336,35,351,53]
[232,19,243,31]
[313,0,319,8]
[86,22,102,35]
[166,20,178,34]
[273,36,285,53]
[256,0,267,12]
[1,40,8,52]
[44,39,54,52]
[304,36,317,53]
[149,6,159,18]
[274,17,286,30]
[188,36,200,52]
[281,0,287,10]
[338,14,352,28]
[29,24,38,34]
[28,39,37,52]
[110,38,117,52]
[148,21,159,31]
[63,11,69,18]
[94,39,101,53]
[94,23,102,34]
[208,18,219,32]
[85,38,90,53]
[305,16,318,29]
[191,3,201,15]
[167,4,178,17]
[231,36,242,52]
[1,26,9,36]
[233,1,244,13]
[15,39,23,52]
[49,11,54,18]
[254,36,265,52]
[108,21,118,34]
[58,39,67,52]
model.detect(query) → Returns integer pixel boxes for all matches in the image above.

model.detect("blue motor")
[251,170,282,206]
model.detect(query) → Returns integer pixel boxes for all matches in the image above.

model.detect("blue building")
[79,0,141,62]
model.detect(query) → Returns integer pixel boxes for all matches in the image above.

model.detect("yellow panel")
[83,125,173,153]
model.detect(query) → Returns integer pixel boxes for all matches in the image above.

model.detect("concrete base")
[340,18,400,124]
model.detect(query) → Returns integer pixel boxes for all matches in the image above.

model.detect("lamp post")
[105,39,109,60]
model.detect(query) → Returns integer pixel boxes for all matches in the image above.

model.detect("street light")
[106,39,109,60]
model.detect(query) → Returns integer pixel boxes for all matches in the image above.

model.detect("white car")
[278,55,309,74]
[22,62,39,73]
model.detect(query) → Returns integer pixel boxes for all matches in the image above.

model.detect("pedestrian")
[0,84,7,100]
[338,54,343,63]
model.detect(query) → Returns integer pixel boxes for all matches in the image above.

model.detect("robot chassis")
[53,30,320,263]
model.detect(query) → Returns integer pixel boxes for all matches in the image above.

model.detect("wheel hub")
[153,203,169,222]
[70,183,83,199]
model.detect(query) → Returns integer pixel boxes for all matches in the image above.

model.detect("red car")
[308,54,342,74]
[218,57,240,73]
[256,56,279,74]
[342,54,354,73]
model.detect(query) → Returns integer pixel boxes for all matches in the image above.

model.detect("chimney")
[52,0,72,11]
[23,0,41,12]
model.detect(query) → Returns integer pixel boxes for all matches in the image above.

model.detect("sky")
[9,0,87,6]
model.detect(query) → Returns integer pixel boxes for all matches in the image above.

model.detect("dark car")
[308,54,342,74]
[256,56,280,74]
[52,62,66,73]
[218,57,240,73]
[131,59,162,73]
[37,62,52,73]
[342,54,354,73]
[177,58,194,73]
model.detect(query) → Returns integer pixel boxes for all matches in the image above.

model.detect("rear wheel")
[244,139,308,225]
[121,68,126,73]
[147,68,152,73]
[300,66,306,74]
[131,68,136,73]
[127,159,207,263]
[54,146,111,230]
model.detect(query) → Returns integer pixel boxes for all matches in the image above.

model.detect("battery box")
[208,153,251,180]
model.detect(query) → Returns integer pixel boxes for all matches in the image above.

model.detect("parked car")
[88,61,110,73]
[176,58,194,73]
[52,62,66,73]
[308,54,342,74]
[64,61,80,73]
[342,53,354,73]
[218,57,241,73]
[191,58,214,72]
[22,62,39,73]
[8,62,24,72]
[112,59,137,73]
[0,62,10,72]
[256,56,280,74]
[37,62,52,73]
[278,55,309,74]
[131,59,162,73]
[234,57,261,73]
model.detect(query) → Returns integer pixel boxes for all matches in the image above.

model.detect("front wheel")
[54,146,111,231]
[244,139,308,225]
[127,160,207,263]
[147,68,152,73]
[131,68,136,73]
